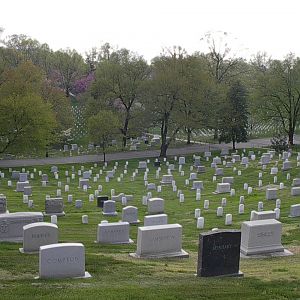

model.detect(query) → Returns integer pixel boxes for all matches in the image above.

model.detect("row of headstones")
[139,152,296,186]
[195,206,286,229]
[6,148,295,185]
[0,211,291,278]
[4,152,300,208]
[5,174,300,217]
[3,184,300,230]
[99,195,300,228]
[6,164,121,198]
[6,172,300,217]
[146,171,300,199]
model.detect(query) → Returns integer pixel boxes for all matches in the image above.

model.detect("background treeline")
[1,31,300,157]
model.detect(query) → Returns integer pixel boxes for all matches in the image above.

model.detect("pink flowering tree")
[73,72,95,95]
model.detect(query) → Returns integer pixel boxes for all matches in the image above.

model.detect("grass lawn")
[0,150,300,299]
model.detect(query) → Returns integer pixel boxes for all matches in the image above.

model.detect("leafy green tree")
[177,55,217,144]
[88,111,120,162]
[41,83,73,131]
[52,49,86,97]
[0,61,56,154]
[252,53,300,145]
[2,34,54,78]
[219,81,248,150]
[90,48,149,148]
[85,43,114,71]
[199,32,247,139]
[145,48,187,157]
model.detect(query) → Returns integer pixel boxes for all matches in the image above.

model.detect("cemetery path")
[1,135,299,167]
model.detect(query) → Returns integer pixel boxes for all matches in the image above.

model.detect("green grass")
[0,150,300,299]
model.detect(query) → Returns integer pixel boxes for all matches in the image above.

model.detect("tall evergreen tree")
[219,81,248,150]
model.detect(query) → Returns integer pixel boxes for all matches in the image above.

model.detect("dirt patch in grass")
[0,269,32,281]
[288,246,300,254]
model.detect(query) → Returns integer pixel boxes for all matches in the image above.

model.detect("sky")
[1,0,299,61]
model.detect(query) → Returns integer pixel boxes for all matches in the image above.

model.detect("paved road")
[0,136,297,168]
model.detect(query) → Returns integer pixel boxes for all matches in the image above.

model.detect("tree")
[177,55,217,144]
[90,48,149,148]
[146,48,187,157]
[3,34,54,78]
[218,81,248,150]
[88,111,120,162]
[73,72,95,95]
[252,53,300,145]
[0,27,4,43]
[199,32,247,139]
[41,83,73,131]
[201,32,245,84]
[52,49,86,97]
[85,43,114,71]
[0,62,56,154]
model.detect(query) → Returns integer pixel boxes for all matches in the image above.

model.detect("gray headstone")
[289,204,300,217]
[241,219,284,255]
[96,222,133,244]
[144,214,168,226]
[122,206,139,224]
[0,212,43,242]
[38,243,90,279]
[102,200,118,216]
[147,198,164,214]
[20,222,58,253]
[130,224,188,259]
[44,198,65,216]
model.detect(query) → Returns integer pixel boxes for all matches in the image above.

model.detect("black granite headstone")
[197,230,242,277]
[97,196,109,208]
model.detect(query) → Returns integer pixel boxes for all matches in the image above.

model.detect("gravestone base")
[35,271,92,280]
[240,248,293,259]
[19,248,38,254]
[102,212,118,216]
[95,239,134,245]
[240,245,285,256]
[213,191,230,195]
[289,214,300,218]
[127,220,140,225]
[195,270,244,278]
[43,211,65,217]
[129,249,189,259]
[0,237,23,243]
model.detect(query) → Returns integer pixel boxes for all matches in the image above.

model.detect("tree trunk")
[122,114,129,149]
[186,128,192,145]
[103,151,106,162]
[213,128,218,140]
[160,143,168,158]
[288,130,294,146]
[160,115,169,157]
[232,135,236,151]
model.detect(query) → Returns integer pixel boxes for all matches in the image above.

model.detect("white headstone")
[20,222,58,253]
[39,243,90,279]
[147,198,164,214]
[96,222,133,244]
[241,219,284,255]
[197,217,204,229]
[130,224,188,258]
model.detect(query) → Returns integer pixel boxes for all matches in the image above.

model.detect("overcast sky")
[1,0,299,61]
